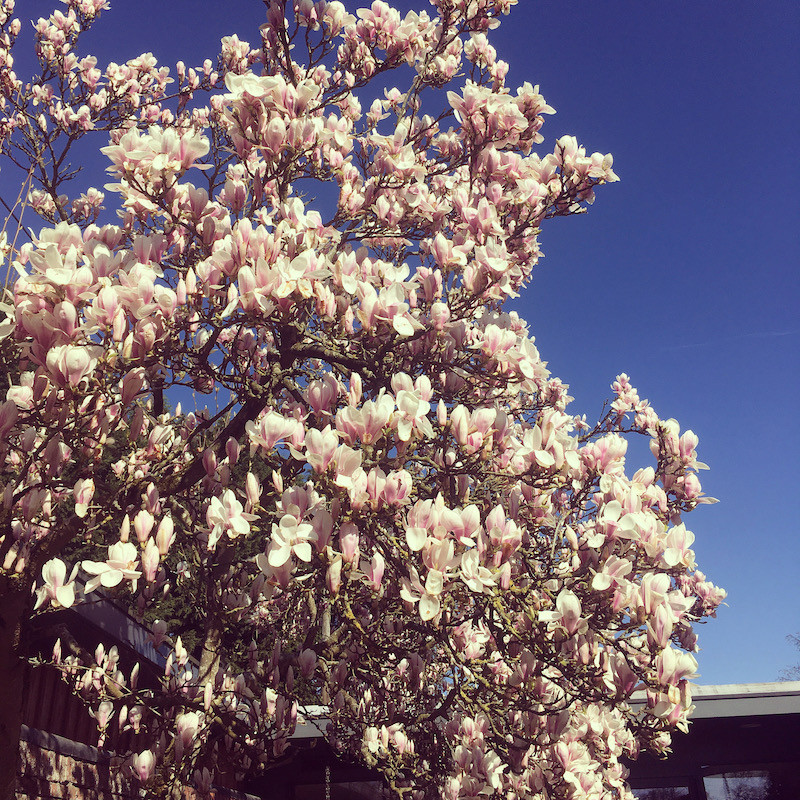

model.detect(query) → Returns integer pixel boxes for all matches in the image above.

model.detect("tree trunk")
[0,582,28,800]
[199,613,223,689]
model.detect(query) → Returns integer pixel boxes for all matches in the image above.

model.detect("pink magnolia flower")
[0,399,18,439]
[591,555,632,592]
[451,505,481,546]
[338,522,360,563]
[539,589,588,636]
[83,541,141,594]
[141,538,160,582]
[133,509,155,543]
[400,567,444,621]
[206,489,255,548]
[131,749,156,783]
[45,344,103,389]
[306,373,339,416]
[303,425,339,473]
[267,514,317,567]
[335,392,394,444]
[662,524,696,569]
[193,767,214,793]
[101,126,210,180]
[246,410,302,453]
[361,551,385,591]
[460,549,495,594]
[647,604,676,650]
[34,558,78,609]
[297,648,317,679]
[174,711,202,760]
[73,478,95,518]
[383,469,412,506]
[394,388,433,442]
[637,573,671,617]
[363,726,384,755]
[155,515,175,555]
[5,373,34,410]
[326,553,343,594]
[357,282,417,337]
[333,444,363,488]
[405,523,428,552]
[120,367,147,406]
[655,647,698,687]
[365,467,387,507]
[147,620,169,648]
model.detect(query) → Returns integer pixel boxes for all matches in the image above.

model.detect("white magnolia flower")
[82,541,141,594]
[460,549,495,594]
[34,558,78,609]
[206,489,256,549]
[267,514,317,567]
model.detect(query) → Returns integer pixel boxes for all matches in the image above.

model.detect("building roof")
[689,680,800,718]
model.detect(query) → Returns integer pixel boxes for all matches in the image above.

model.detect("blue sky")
[13,0,799,685]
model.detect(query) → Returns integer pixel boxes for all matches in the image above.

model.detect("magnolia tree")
[0,0,725,798]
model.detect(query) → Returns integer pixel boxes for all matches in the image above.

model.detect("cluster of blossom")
[0,1,724,799]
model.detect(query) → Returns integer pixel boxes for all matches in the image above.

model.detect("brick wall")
[16,726,137,800]
[16,726,264,800]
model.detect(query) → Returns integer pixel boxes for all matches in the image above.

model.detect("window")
[633,788,691,800]
[704,771,776,800]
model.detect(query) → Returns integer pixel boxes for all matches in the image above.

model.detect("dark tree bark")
[0,579,29,800]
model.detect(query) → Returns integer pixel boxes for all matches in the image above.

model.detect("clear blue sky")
[15,0,800,685]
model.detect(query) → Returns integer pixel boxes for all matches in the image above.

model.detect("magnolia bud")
[349,372,362,405]
[156,515,174,555]
[133,510,154,543]
[132,749,155,783]
[203,448,217,477]
[437,399,447,428]
[119,514,131,543]
[246,472,261,507]
[225,437,240,465]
